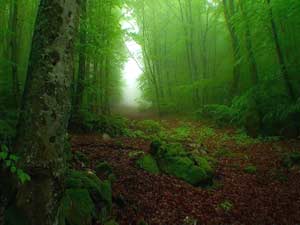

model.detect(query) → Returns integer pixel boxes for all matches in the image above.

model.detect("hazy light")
[121,15,143,107]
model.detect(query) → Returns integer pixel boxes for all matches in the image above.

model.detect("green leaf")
[0,151,8,160]
[10,166,17,173]
[9,154,19,161]
[5,160,12,167]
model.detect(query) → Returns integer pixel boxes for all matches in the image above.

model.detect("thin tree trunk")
[9,0,20,106]
[223,0,241,99]
[267,0,296,101]
[14,1,79,224]
[74,0,87,115]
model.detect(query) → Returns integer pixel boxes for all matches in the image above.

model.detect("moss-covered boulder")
[155,143,214,186]
[59,169,113,225]
[59,188,95,225]
[65,169,112,207]
[136,154,160,174]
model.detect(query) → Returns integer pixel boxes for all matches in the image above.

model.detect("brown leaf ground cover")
[71,120,300,225]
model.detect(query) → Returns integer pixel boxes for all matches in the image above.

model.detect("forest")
[0,0,300,224]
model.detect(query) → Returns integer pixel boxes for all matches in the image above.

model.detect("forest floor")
[71,117,300,225]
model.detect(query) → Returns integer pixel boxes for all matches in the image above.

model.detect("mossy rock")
[65,169,112,207]
[154,143,215,186]
[59,188,95,225]
[136,154,160,174]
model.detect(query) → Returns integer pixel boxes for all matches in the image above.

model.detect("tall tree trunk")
[74,0,87,115]
[267,0,296,101]
[9,0,20,106]
[14,1,79,224]
[223,0,241,99]
[240,1,259,85]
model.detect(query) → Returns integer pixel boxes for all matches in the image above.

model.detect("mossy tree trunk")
[14,0,80,224]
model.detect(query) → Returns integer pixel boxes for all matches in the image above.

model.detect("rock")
[102,133,112,141]
[155,143,214,186]
[136,154,160,174]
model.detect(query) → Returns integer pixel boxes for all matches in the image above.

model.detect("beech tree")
[14,1,80,224]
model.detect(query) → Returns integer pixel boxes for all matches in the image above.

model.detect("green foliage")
[282,152,300,169]
[244,165,257,174]
[136,120,163,133]
[72,112,129,137]
[95,161,113,176]
[74,151,89,165]
[231,131,259,146]
[0,144,30,184]
[136,154,160,174]
[219,200,234,213]
[169,125,191,142]
[196,126,216,144]
[196,105,236,126]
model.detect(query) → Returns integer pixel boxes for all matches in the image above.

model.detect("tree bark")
[14,0,80,224]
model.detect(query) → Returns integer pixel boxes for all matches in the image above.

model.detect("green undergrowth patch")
[136,120,163,133]
[196,126,216,144]
[70,112,129,137]
[218,200,234,213]
[282,151,300,169]
[243,165,257,174]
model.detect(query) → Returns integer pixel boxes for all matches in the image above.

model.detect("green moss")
[154,143,215,186]
[244,165,257,174]
[65,169,112,206]
[60,189,95,225]
[136,154,160,174]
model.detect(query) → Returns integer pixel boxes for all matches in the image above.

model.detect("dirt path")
[71,120,300,225]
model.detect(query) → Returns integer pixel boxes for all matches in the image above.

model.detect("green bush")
[282,152,300,169]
